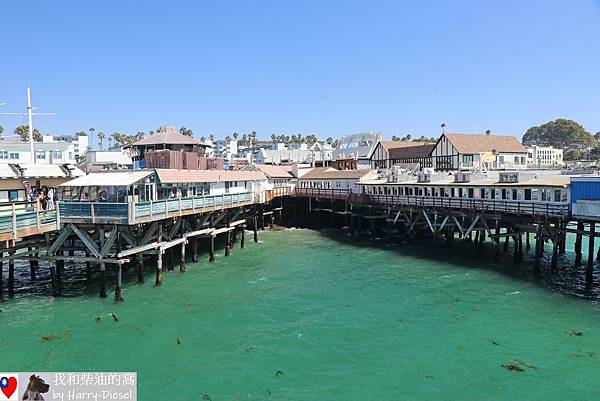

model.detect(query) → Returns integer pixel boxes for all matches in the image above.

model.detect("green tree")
[98,132,105,150]
[326,136,333,144]
[209,134,215,141]
[233,132,239,140]
[271,134,277,143]
[200,136,206,142]
[75,131,86,136]
[14,125,42,141]
[0,124,4,135]
[179,127,193,137]
[564,148,582,160]
[225,135,232,141]
[523,119,595,149]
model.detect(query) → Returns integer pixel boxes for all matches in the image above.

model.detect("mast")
[27,87,35,163]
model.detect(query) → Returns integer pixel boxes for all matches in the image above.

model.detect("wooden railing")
[60,192,254,224]
[0,200,59,241]
[265,187,292,203]
[295,188,570,218]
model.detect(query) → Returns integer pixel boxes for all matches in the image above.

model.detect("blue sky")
[1,0,600,143]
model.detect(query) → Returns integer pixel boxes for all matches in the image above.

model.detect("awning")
[60,170,154,187]
[19,164,85,179]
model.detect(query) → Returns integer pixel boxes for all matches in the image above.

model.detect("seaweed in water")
[41,335,59,342]
[275,370,285,377]
[502,359,538,372]
[202,395,212,401]
[176,337,181,345]
[569,330,583,336]
[111,313,119,322]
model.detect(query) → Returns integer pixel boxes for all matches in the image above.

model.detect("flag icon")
[0,373,18,400]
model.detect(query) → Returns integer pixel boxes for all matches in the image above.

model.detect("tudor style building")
[431,133,528,171]
[369,140,434,170]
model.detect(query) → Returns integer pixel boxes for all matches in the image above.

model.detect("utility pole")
[0,87,55,164]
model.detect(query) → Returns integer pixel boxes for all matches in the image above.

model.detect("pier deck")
[0,200,60,244]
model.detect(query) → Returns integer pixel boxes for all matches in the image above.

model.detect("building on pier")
[368,140,435,170]
[297,167,374,193]
[125,126,212,169]
[239,163,296,200]
[0,163,83,202]
[431,133,528,171]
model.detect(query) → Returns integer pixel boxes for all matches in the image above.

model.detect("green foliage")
[97,132,106,150]
[564,148,582,160]
[522,119,595,149]
[14,125,42,141]
[75,131,87,136]
[0,125,4,135]
[110,131,144,146]
[179,127,193,137]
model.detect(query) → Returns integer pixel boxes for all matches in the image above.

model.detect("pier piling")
[155,251,163,286]
[8,251,15,297]
[225,231,231,256]
[115,264,124,302]
[253,216,258,242]
[575,221,584,265]
[180,242,186,272]
[99,262,107,298]
[240,226,245,249]
[191,237,198,263]
[28,247,37,280]
[209,235,215,262]
[137,255,144,283]
[0,252,3,295]
[588,222,595,270]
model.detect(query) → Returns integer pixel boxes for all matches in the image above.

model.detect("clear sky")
[1,0,600,143]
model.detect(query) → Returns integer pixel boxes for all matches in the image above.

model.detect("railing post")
[55,200,60,227]
[11,202,17,240]
[36,199,41,229]
[91,203,96,224]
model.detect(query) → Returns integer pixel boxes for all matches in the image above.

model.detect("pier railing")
[295,188,570,218]
[0,200,60,242]
[60,192,254,225]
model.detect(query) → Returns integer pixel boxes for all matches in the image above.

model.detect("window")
[36,150,46,160]
[52,150,63,159]
[0,150,7,159]
[524,189,532,200]
[9,152,19,160]
[462,154,474,167]
[468,188,474,198]
[480,188,485,199]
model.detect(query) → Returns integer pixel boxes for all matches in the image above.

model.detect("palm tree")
[233,132,239,140]
[271,134,277,143]
[89,127,95,150]
[485,129,491,136]
[209,134,215,141]
[200,136,206,142]
[98,131,105,150]
[441,123,446,134]
[251,131,257,146]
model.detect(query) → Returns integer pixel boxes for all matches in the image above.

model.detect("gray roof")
[0,141,71,151]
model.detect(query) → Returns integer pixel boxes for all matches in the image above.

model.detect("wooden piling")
[534,224,543,269]
[155,250,163,286]
[191,237,198,262]
[575,220,584,265]
[180,241,186,272]
[115,264,124,302]
[587,222,595,270]
[225,230,231,256]
[240,226,245,249]
[137,254,144,283]
[99,262,107,297]
[525,232,530,249]
[28,247,37,280]
[209,235,215,262]
[503,228,510,252]
[8,251,15,297]
[551,236,559,269]
[85,251,92,279]
[56,257,64,296]
[0,251,3,295]
[253,216,258,242]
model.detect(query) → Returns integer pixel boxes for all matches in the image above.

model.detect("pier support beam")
[534,224,543,269]
[115,264,124,302]
[525,232,530,249]
[588,222,595,270]
[225,230,231,256]
[209,235,215,262]
[0,252,3,295]
[137,254,144,283]
[155,251,163,286]
[8,251,15,297]
[99,262,107,298]
[56,258,64,296]
[240,226,245,249]
[28,247,37,280]
[191,237,198,263]
[85,251,92,279]
[575,221,584,265]
[253,216,258,242]
[179,242,186,272]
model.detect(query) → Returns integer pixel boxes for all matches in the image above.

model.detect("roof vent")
[499,171,519,183]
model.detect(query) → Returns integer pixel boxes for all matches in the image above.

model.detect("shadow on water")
[3,228,600,305]
[0,236,230,303]
[316,228,600,304]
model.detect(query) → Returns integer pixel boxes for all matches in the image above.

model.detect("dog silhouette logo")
[0,374,18,401]
[22,375,49,401]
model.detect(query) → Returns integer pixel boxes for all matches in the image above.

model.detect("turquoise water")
[2,229,600,400]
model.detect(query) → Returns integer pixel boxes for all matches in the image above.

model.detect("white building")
[0,141,76,164]
[297,167,375,193]
[42,134,89,158]
[526,145,563,167]
[431,133,528,171]
[80,150,133,172]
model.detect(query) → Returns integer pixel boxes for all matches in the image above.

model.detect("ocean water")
[2,229,600,401]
